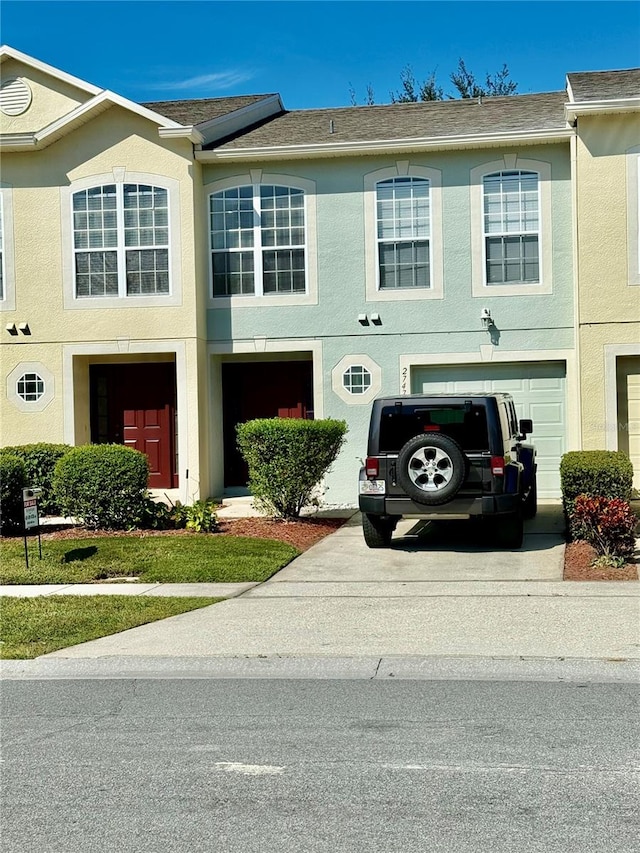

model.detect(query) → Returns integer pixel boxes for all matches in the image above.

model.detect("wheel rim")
[407,445,454,492]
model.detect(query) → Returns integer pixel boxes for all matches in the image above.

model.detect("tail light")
[491,456,505,476]
[365,457,379,477]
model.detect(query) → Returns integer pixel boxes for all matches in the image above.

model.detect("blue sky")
[2,1,639,109]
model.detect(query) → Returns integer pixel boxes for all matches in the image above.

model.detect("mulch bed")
[564,540,638,581]
[20,516,349,553]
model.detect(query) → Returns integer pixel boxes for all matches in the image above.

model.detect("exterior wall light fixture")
[481,308,494,329]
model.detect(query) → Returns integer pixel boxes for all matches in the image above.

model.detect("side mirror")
[518,419,533,437]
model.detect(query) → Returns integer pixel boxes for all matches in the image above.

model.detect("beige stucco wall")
[0,57,89,133]
[0,69,211,500]
[576,113,640,461]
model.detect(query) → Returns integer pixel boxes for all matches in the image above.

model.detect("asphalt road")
[2,676,639,853]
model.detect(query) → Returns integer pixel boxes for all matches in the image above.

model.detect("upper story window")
[364,164,443,303]
[210,184,306,298]
[470,157,551,298]
[72,183,170,298]
[483,170,540,286]
[376,176,431,290]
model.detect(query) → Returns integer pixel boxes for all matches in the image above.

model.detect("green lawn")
[0,595,221,659]
[0,535,299,585]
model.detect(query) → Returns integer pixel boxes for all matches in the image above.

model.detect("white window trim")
[364,162,443,302]
[470,156,552,297]
[7,361,55,412]
[61,170,182,309]
[627,147,640,286]
[332,354,381,405]
[206,170,318,308]
[0,186,16,311]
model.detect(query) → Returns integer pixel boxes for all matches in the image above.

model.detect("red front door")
[222,361,313,488]
[90,363,177,489]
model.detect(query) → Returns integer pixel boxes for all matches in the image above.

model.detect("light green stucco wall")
[203,145,574,504]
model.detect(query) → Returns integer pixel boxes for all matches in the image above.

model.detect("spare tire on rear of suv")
[396,433,467,506]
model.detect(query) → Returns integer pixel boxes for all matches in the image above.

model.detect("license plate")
[359,479,386,495]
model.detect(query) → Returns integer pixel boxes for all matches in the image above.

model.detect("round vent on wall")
[0,78,32,116]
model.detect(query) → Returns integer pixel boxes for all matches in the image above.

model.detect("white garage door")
[411,361,567,498]
[617,356,640,490]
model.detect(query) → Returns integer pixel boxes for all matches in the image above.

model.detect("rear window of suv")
[378,404,489,452]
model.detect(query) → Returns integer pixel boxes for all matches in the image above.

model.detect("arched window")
[72,183,170,297]
[376,176,431,290]
[483,170,540,285]
[210,184,307,297]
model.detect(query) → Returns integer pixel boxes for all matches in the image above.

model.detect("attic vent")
[0,78,32,116]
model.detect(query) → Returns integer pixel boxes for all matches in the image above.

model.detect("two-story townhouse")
[0,45,280,503]
[190,90,576,503]
[4,46,635,509]
[566,70,640,488]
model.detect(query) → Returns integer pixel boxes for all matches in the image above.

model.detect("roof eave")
[158,126,204,144]
[1,89,196,151]
[565,97,640,121]
[195,94,284,146]
[196,127,574,162]
[0,133,37,151]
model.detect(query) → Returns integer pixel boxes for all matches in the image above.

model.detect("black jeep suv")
[358,393,536,549]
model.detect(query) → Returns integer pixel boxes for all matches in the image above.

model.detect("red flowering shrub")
[570,495,637,559]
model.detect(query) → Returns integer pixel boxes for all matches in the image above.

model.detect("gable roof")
[198,91,571,161]
[567,69,640,102]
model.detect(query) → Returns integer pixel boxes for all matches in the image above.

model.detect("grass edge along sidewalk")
[0,595,222,660]
[0,534,299,585]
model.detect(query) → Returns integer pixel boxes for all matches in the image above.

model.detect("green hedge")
[236,418,348,518]
[560,450,633,504]
[560,450,634,538]
[2,443,72,515]
[0,453,26,535]
[53,444,149,530]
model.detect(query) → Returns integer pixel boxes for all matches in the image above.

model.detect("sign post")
[22,487,42,568]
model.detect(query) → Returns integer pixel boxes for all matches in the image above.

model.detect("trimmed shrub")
[236,418,348,519]
[2,443,72,515]
[0,453,26,535]
[560,450,633,527]
[570,495,637,559]
[53,444,149,530]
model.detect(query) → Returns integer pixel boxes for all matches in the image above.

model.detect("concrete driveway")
[259,502,566,591]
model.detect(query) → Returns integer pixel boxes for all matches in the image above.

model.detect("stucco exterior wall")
[202,145,574,503]
[575,113,640,455]
[0,58,89,133]
[0,92,210,501]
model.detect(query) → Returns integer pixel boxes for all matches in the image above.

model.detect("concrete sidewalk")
[27,506,638,664]
[3,503,638,666]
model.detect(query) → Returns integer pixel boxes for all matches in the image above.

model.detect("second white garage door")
[411,361,567,498]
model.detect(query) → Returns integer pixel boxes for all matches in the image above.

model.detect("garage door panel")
[411,361,566,497]
[529,402,563,427]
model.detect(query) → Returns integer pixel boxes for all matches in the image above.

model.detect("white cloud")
[148,70,256,93]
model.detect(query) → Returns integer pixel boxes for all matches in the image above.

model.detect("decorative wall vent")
[0,78,32,116]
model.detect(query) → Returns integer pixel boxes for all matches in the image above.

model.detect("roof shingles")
[567,69,640,102]
[205,91,568,151]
